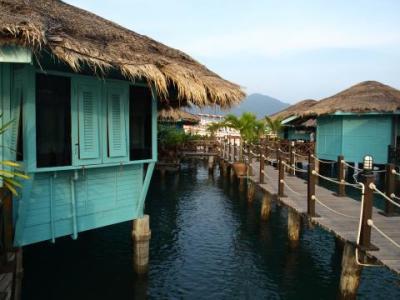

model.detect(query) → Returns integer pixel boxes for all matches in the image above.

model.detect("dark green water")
[22,161,400,299]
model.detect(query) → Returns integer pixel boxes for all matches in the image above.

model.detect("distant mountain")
[189,93,290,119]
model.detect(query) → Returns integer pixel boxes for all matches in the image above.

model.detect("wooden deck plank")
[227,159,400,275]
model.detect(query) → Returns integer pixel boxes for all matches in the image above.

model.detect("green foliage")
[222,112,265,143]
[0,115,29,196]
[158,125,198,148]
[264,116,283,139]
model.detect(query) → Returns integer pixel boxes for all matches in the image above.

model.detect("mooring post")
[261,193,272,221]
[307,153,318,217]
[278,157,286,198]
[337,155,346,197]
[132,215,151,274]
[287,208,301,247]
[359,172,378,251]
[289,141,295,176]
[259,141,265,184]
[338,242,362,300]
[384,163,396,216]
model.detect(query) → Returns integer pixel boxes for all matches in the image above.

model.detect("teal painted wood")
[316,115,392,164]
[287,128,310,141]
[151,86,158,161]
[104,81,129,162]
[136,162,155,217]
[8,59,158,246]
[341,115,392,164]
[0,46,31,63]
[316,115,343,161]
[15,165,143,246]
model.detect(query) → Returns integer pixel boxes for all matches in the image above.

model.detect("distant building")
[184,114,240,138]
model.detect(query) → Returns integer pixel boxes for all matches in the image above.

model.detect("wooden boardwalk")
[228,159,400,274]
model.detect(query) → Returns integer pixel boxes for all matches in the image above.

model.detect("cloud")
[176,25,400,58]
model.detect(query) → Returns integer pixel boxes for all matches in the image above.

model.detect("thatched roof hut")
[270,99,317,120]
[301,81,400,116]
[158,108,200,124]
[0,0,245,107]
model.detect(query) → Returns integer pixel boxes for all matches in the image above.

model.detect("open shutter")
[9,71,23,161]
[76,82,101,164]
[106,84,129,161]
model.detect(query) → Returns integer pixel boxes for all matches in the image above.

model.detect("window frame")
[24,68,157,173]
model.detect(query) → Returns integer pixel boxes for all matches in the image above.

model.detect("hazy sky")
[65,0,400,103]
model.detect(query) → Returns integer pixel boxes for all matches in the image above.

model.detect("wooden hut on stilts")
[0,0,245,289]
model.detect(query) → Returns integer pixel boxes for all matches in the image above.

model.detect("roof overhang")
[0,45,32,63]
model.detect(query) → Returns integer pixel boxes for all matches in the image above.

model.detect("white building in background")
[183,114,240,138]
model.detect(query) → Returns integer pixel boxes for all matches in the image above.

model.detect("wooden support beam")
[384,163,397,216]
[260,193,272,221]
[247,181,256,203]
[132,215,151,274]
[337,155,345,197]
[359,173,378,251]
[307,153,318,217]
[259,142,265,184]
[338,242,362,300]
[278,157,286,198]
[288,208,300,247]
[289,141,295,176]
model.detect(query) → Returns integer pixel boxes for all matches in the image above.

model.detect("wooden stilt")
[132,215,151,274]
[247,181,256,202]
[261,193,272,221]
[239,177,245,192]
[208,155,215,173]
[338,242,362,300]
[288,208,300,247]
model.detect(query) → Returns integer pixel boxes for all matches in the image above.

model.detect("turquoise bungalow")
[301,81,400,165]
[0,0,244,247]
[271,99,317,141]
[158,108,200,131]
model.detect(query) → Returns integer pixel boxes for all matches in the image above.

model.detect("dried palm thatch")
[270,99,317,120]
[158,108,200,124]
[302,81,400,116]
[0,0,245,107]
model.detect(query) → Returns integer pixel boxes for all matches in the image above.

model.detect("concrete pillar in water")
[260,193,272,221]
[247,181,256,202]
[208,156,215,173]
[338,242,362,299]
[132,215,151,274]
[287,208,301,246]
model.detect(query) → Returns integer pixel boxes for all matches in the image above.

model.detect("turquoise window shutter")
[107,91,127,157]
[9,71,23,161]
[77,83,101,162]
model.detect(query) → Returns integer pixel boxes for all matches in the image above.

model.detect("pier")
[219,139,400,276]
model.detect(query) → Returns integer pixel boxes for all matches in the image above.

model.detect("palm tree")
[264,116,283,139]
[224,113,265,143]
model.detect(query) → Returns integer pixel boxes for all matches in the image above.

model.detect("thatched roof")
[158,108,200,124]
[270,99,317,120]
[0,0,245,107]
[302,81,400,116]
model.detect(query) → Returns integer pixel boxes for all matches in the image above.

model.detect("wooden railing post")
[384,163,396,216]
[259,140,265,184]
[359,173,378,251]
[307,153,318,217]
[337,155,345,197]
[233,138,237,162]
[278,156,285,197]
[289,141,295,176]
[275,143,280,170]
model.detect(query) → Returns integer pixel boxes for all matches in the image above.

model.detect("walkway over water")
[218,138,400,276]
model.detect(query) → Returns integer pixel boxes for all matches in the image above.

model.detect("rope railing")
[293,152,309,159]
[313,195,358,219]
[368,220,400,249]
[281,179,305,196]
[282,161,308,173]
[369,183,400,209]
[312,170,363,190]
[311,155,336,165]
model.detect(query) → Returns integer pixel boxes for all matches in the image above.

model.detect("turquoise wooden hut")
[0,0,244,246]
[301,81,400,165]
[271,99,317,141]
